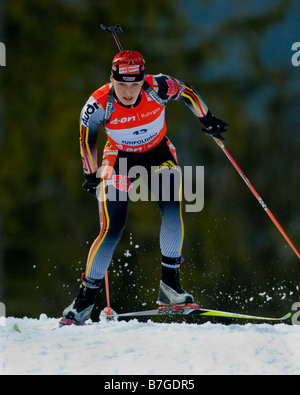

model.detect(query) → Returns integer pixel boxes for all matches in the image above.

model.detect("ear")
[110,75,114,84]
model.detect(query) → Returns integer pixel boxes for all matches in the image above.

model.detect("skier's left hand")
[200,111,229,141]
[82,172,100,197]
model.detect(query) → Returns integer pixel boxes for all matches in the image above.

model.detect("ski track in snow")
[1,315,300,375]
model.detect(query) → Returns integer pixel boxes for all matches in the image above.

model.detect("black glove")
[82,172,100,196]
[200,111,229,141]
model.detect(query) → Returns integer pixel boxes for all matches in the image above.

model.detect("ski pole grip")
[100,24,108,32]
[100,24,124,52]
[213,137,224,147]
[100,24,123,35]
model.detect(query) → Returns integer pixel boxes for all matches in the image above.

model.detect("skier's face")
[111,76,144,105]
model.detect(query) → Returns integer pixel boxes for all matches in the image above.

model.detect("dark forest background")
[0,0,299,320]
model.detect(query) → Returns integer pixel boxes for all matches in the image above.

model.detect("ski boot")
[157,255,194,306]
[59,274,102,326]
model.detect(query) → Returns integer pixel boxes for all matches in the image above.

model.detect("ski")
[14,305,290,332]
[12,322,59,333]
[13,324,21,333]
[116,303,292,322]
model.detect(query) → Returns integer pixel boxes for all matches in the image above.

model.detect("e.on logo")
[0,42,6,66]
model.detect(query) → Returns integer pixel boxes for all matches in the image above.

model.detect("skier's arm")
[154,74,229,140]
[79,96,105,195]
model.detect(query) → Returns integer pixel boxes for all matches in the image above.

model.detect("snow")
[1,314,300,375]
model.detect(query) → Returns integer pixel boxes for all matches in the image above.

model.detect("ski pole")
[212,137,300,260]
[104,271,112,316]
[100,24,124,51]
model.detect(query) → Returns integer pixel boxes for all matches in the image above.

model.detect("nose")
[124,86,135,96]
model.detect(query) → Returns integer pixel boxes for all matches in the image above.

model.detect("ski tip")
[13,324,21,333]
[280,312,292,321]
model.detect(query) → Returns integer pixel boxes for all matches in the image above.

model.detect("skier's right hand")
[82,172,100,197]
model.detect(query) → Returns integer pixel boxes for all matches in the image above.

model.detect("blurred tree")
[0,0,7,302]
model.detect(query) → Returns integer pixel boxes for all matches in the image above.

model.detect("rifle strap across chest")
[103,81,167,127]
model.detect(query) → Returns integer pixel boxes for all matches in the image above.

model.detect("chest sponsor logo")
[121,132,158,146]
[81,101,100,126]
[140,108,161,118]
[109,108,161,125]
[110,115,136,125]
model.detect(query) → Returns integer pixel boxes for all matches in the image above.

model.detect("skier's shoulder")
[80,83,110,128]
[145,74,181,100]
[91,82,111,106]
[144,73,173,87]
